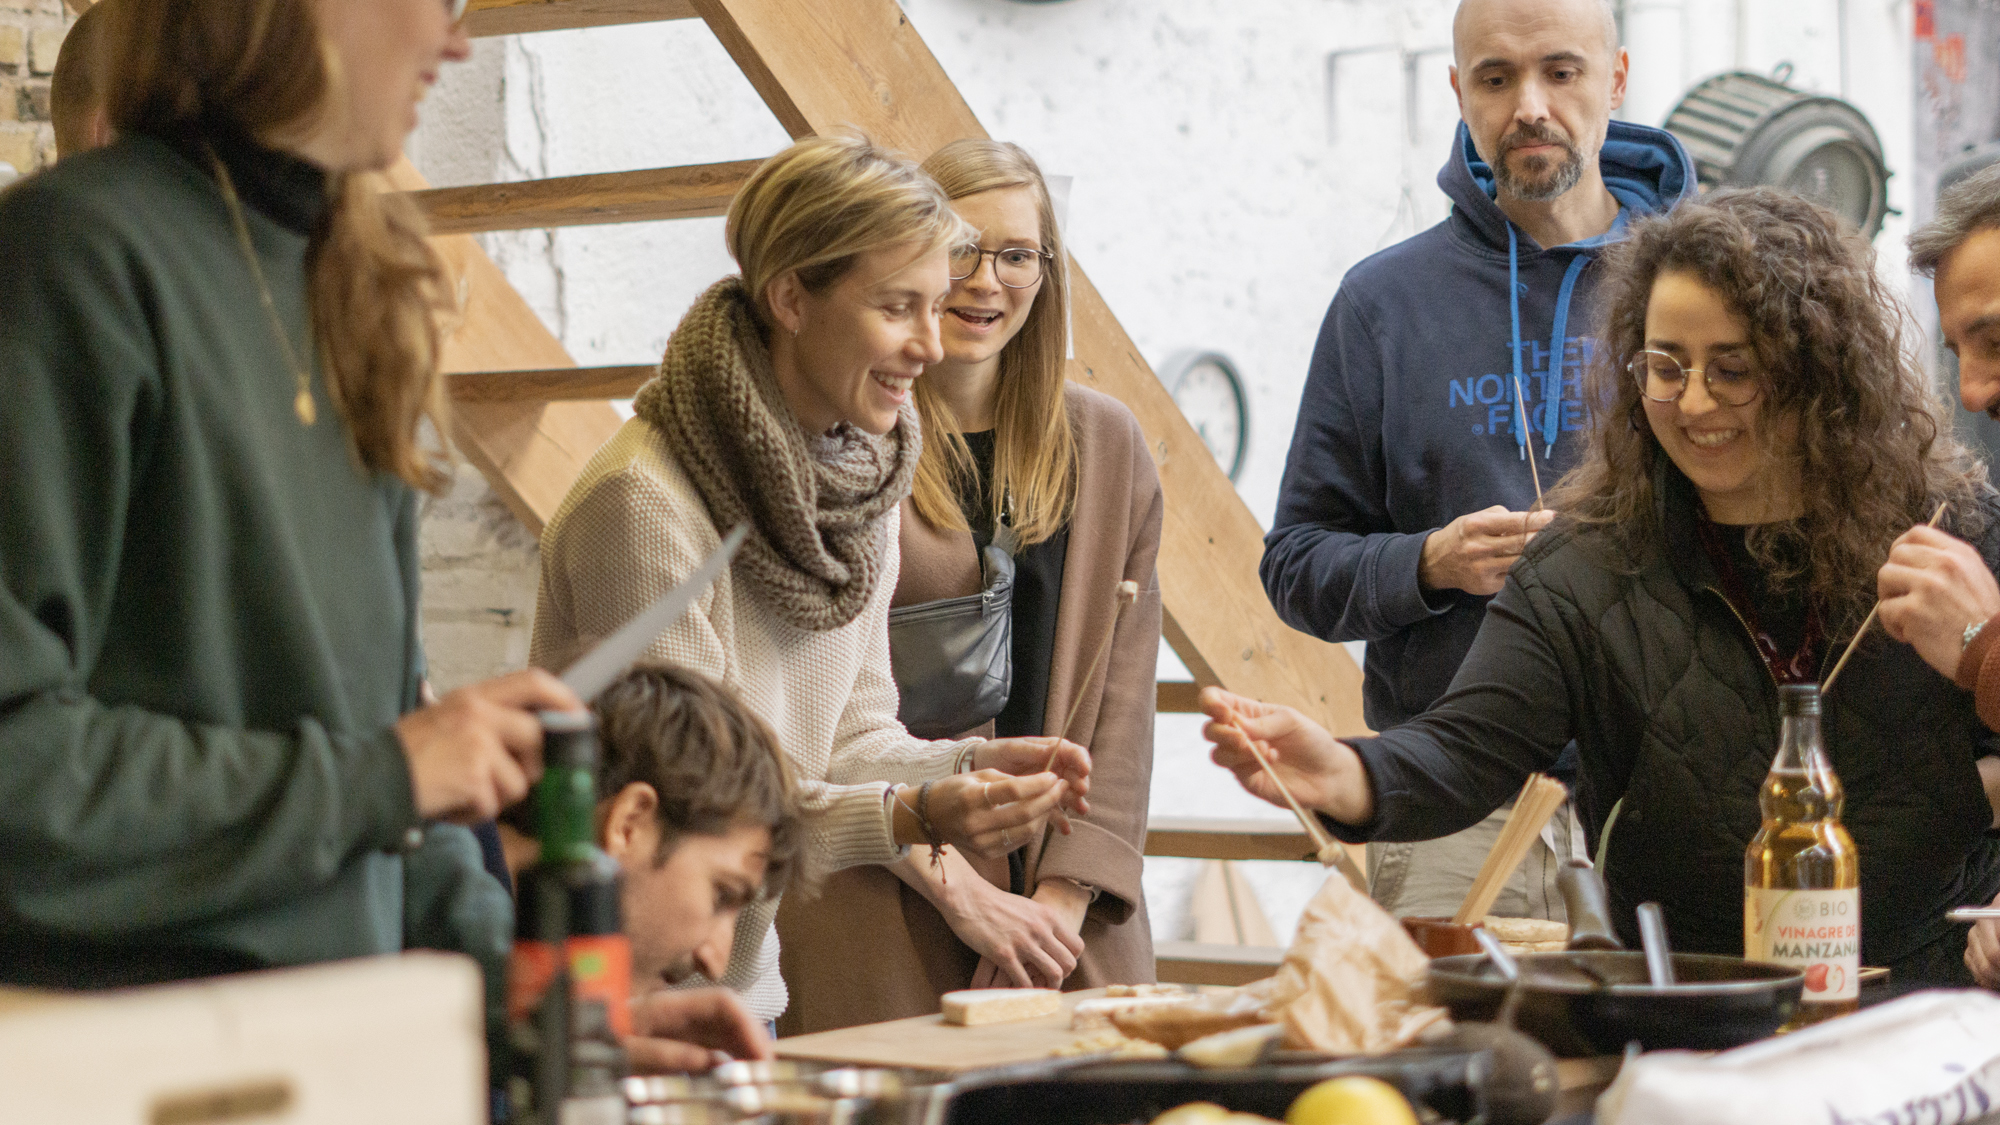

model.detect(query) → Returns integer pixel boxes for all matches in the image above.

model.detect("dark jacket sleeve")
[1323,548,1575,843]
[1261,289,1446,643]
[0,183,418,937]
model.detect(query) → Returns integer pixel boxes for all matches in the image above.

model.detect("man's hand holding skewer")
[1419,506,1556,596]
[1199,687,1375,827]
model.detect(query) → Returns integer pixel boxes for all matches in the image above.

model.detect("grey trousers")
[1366,799,1582,922]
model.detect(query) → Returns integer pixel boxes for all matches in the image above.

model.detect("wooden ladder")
[411,0,1374,986]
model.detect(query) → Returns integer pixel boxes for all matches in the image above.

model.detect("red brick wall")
[0,0,74,175]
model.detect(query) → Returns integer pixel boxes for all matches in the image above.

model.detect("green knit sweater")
[0,128,488,984]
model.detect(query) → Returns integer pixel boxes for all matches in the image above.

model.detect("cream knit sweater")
[531,418,976,1020]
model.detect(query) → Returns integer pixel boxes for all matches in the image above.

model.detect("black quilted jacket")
[1333,458,2000,982]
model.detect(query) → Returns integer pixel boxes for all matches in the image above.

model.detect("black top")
[1697,519,1819,682]
[157,117,331,236]
[954,430,1069,740]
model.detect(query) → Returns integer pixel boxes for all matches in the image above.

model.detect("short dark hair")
[591,664,803,898]
[1910,164,2000,279]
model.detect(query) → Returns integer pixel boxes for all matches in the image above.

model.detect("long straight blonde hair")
[103,0,455,492]
[912,140,1077,547]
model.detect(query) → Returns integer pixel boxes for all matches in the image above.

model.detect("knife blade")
[1949,907,2000,923]
[558,523,748,702]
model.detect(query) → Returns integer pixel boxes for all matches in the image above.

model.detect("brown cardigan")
[775,383,1165,1033]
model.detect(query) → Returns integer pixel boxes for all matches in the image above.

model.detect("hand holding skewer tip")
[1209,693,1368,894]
[1824,499,1950,695]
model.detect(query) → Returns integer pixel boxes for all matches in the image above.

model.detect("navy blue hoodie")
[1263,120,1694,730]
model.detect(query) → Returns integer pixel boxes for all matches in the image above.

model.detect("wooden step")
[1155,681,1201,713]
[410,160,761,235]
[448,365,653,404]
[1152,940,1283,987]
[1144,817,1315,863]
[464,0,698,36]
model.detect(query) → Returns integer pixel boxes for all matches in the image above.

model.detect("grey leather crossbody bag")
[889,527,1016,739]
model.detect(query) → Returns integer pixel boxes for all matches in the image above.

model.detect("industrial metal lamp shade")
[1664,70,1890,239]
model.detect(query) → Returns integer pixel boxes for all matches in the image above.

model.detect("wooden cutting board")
[777,988,1113,1072]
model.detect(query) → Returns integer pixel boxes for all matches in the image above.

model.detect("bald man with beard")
[1261,0,1695,920]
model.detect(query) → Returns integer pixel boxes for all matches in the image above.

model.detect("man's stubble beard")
[1494,125,1587,204]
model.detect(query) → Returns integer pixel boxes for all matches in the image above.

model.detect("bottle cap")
[539,710,600,768]
[1779,682,1821,716]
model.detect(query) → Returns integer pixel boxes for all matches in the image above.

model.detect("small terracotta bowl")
[1401,915,1485,958]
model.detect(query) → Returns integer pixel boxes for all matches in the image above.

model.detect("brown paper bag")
[1271,868,1450,1054]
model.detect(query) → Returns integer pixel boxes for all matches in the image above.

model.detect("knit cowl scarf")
[632,277,922,633]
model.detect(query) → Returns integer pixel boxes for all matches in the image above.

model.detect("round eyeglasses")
[948,245,1052,289]
[1627,349,1763,407]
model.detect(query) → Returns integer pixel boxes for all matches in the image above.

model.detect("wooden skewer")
[1451,772,1569,925]
[1042,580,1141,773]
[1027,580,1139,886]
[1513,375,1544,508]
[1822,500,1949,696]
[1225,706,1369,894]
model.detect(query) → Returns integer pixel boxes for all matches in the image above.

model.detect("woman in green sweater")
[0,0,578,994]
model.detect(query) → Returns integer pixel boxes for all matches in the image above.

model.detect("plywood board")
[0,954,484,1125]
[464,0,697,37]
[385,159,624,534]
[450,365,654,404]
[409,159,760,235]
[777,988,1113,1072]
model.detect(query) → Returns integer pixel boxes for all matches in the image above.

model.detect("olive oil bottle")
[507,712,631,1125]
[1744,683,1860,1026]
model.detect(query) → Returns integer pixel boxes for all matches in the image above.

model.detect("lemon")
[1151,1104,1235,1125]
[1285,1076,1419,1125]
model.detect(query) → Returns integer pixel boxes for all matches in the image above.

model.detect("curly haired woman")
[1202,188,2000,986]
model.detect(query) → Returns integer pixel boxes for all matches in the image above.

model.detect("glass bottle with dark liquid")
[1744,683,1860,1026]
[507,712,631,1125]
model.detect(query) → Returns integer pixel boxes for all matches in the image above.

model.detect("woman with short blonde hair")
[777,139,1164,1032]
[532,133,1093,1027]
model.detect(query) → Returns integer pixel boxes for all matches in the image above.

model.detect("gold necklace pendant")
[207,144,319,429]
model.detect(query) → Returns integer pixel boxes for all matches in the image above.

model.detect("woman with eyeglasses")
[531,134,1094,1037]
[775,140,1163,1033]
[1200,189,2000,987]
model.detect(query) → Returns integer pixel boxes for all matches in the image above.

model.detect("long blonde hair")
[727,133,971,330]
[912,140,1077,546]
[103,0,454,492]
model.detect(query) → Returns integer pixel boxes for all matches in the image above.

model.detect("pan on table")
[1426,859,1804,1057]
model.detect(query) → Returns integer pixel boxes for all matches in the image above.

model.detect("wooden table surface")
[776,988,1112,1072]
[776,986,1627,1119]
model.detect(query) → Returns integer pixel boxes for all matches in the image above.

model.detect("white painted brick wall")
[408,0,1916,943]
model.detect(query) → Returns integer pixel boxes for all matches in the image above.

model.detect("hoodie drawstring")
[1506,223,1590,460]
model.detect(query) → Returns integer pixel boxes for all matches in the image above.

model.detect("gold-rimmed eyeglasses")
[948,245,1052,289]
[1627,349,1763,407]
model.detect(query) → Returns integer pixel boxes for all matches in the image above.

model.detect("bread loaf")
[1071,995,1193,1030]
[939,988,1062,1026]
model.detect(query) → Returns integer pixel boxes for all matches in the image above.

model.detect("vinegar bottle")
[1744,682,1860,1027]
